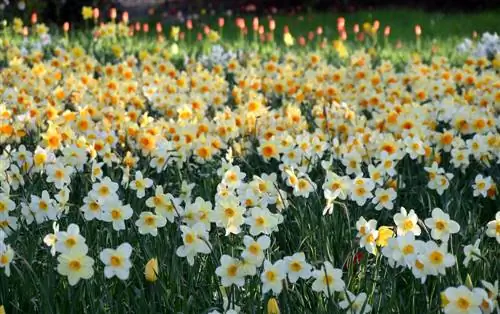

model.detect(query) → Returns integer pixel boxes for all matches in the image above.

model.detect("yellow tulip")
[170,26,180,41]
[145,258,159,282]
[267,298,280,314]
[362,22,372,33]
[0,305,5,314]
[284,33,295,47]
[333,40,348,58]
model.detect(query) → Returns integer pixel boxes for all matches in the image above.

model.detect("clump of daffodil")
[12,18,23,34]
[35,24,48,36]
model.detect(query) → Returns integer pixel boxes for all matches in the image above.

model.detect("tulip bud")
[373,20,380,31]
[308,31,314,41]
[122,11,129,24]
[144,258,159,282]
[218,17,224,27]
[337,17,345,30]
[267,298,280,314]
[236,17,245,29]
[142,23,149,33]
[186,19,193,30]
[252,17,259,31]
[31,12,37,24]
[340,30,347,41]
[384,26,390,37]
[283,25,289,34]
[415,24,422,36]
[156,22,162,33]
[93,8,100,20]
[203,25,210,35]
[0,305,5,314]
[110,8,117,21]
[320,39,327,49]
[63,22,70,32]
[465,274,473,290]
[269,19,275,31]
[353,23,359,33]
[135,22,141,31]
[22,26,29,37]
[316,26,323,35]
[258,25,264,35]
[298,36,306,46]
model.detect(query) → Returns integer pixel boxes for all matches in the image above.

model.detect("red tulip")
[236,18,245,29]
[298,36,306,46]
[269,19,275,31]
[252,17,259,31]
[31,12,37,24]
[340,30,347,41]
[337,17,345,30]
[110,8,117,20]
[384,26,391,37]
[122,11,129,24]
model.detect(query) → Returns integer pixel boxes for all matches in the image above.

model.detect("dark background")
[4,0,500,24]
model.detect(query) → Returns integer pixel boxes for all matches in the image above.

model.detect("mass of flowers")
[0,7,498,314]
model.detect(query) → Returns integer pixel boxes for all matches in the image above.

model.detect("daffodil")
[99,243,133,280]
